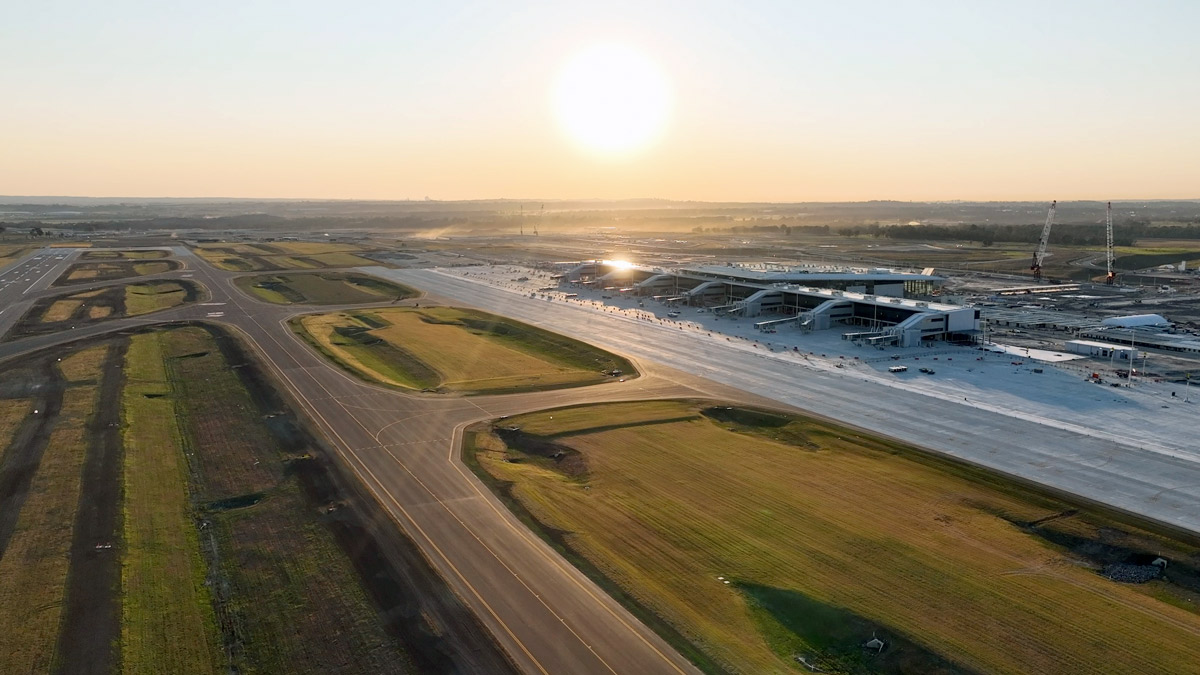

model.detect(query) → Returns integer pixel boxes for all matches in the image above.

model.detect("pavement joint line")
[264,358,550,674]
[374,440,621,675]
[350,438,451,453]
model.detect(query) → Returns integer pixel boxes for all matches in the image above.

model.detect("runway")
[0,247,702,675]
[377,267,1200,537]
[7,245,1200,673]
[0,248,82,338]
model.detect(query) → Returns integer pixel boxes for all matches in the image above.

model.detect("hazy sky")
[3,1,1197,201]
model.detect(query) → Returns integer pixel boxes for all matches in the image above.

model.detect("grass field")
[122,333,221,675]
[0,385,93,673]
[57,260,178,285]
[157,327,413,674]
[124,281,192,316]
[10,281,198,340]
[0,399,32,455]
[468,400,1200,674]
[82,250,170,260]
[294,306,634,394]
[0,245,35,267]
[0,329,501,673]
[234,271,417,305]
[42,299,83,322]
[193,242,379,272]
[57,344,109,382]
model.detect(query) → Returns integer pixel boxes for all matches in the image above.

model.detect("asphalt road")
[378,268,1200,537]
[0,248,703,675]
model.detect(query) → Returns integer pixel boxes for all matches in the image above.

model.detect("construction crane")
[1030,200,1056,281]
[1105,201,1116,284]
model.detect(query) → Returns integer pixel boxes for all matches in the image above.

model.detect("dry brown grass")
[57,344,110,382]
[66,268,98,281]
[0,388,94,672]
[41,301,81,323]
[0,398,32,455]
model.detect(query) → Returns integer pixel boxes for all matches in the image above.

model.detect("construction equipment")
[1105,201,1116,284]
[1030,200,1057,281]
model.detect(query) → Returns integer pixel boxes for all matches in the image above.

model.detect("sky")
[2,1,1198,202]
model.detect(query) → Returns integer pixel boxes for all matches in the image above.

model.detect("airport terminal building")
[562,261,978,347]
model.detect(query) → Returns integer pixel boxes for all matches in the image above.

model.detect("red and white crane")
[1030,200,1057,281]
[1105,201,1116,285]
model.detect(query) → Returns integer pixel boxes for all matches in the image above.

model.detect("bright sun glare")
[553,43,671,156]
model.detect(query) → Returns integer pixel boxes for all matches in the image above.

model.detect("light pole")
[1186,372,1191,403]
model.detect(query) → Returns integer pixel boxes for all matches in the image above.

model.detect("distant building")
[1100,314,1170,328]
[1065,340,1137,361]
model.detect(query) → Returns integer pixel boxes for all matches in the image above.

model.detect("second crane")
[1030,200,1057,281]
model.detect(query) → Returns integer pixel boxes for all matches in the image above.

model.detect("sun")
[553,43,671,156]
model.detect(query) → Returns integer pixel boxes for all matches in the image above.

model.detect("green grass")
[124,281,190,316]
[1113,250,1200,270]
[194,242,379,271]
[121,333,221,675]
[234,272,417,305]
[0,388,93,674]
[293,306,634,394]
[469,400,1200,674]
[15,283,196,337]
[132,261,173,276]
[82,250,170,260]
[60,261,177,285]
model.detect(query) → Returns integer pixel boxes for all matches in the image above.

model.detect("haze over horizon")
[4,1,1197,202]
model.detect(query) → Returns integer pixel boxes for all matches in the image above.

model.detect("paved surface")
[0,247,82,337]
[377,267,1200,537]
[8,246,1200,673]
[0,248,702,675]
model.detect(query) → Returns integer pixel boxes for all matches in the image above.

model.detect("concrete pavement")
[0,247,703,675]
[379,267,1200,537]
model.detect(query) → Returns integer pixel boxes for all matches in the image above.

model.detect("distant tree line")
[691,224,832,235]
[837,220,1200,247]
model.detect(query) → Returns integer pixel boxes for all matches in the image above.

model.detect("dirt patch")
[494,427,588,478]
[0,360,63,557]
[1015,516,1200,597]
[54,338,127,674]
[701,405,820,450]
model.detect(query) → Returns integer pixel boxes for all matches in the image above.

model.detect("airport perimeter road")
[382,268,1200,536]
[0,248,702,675]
